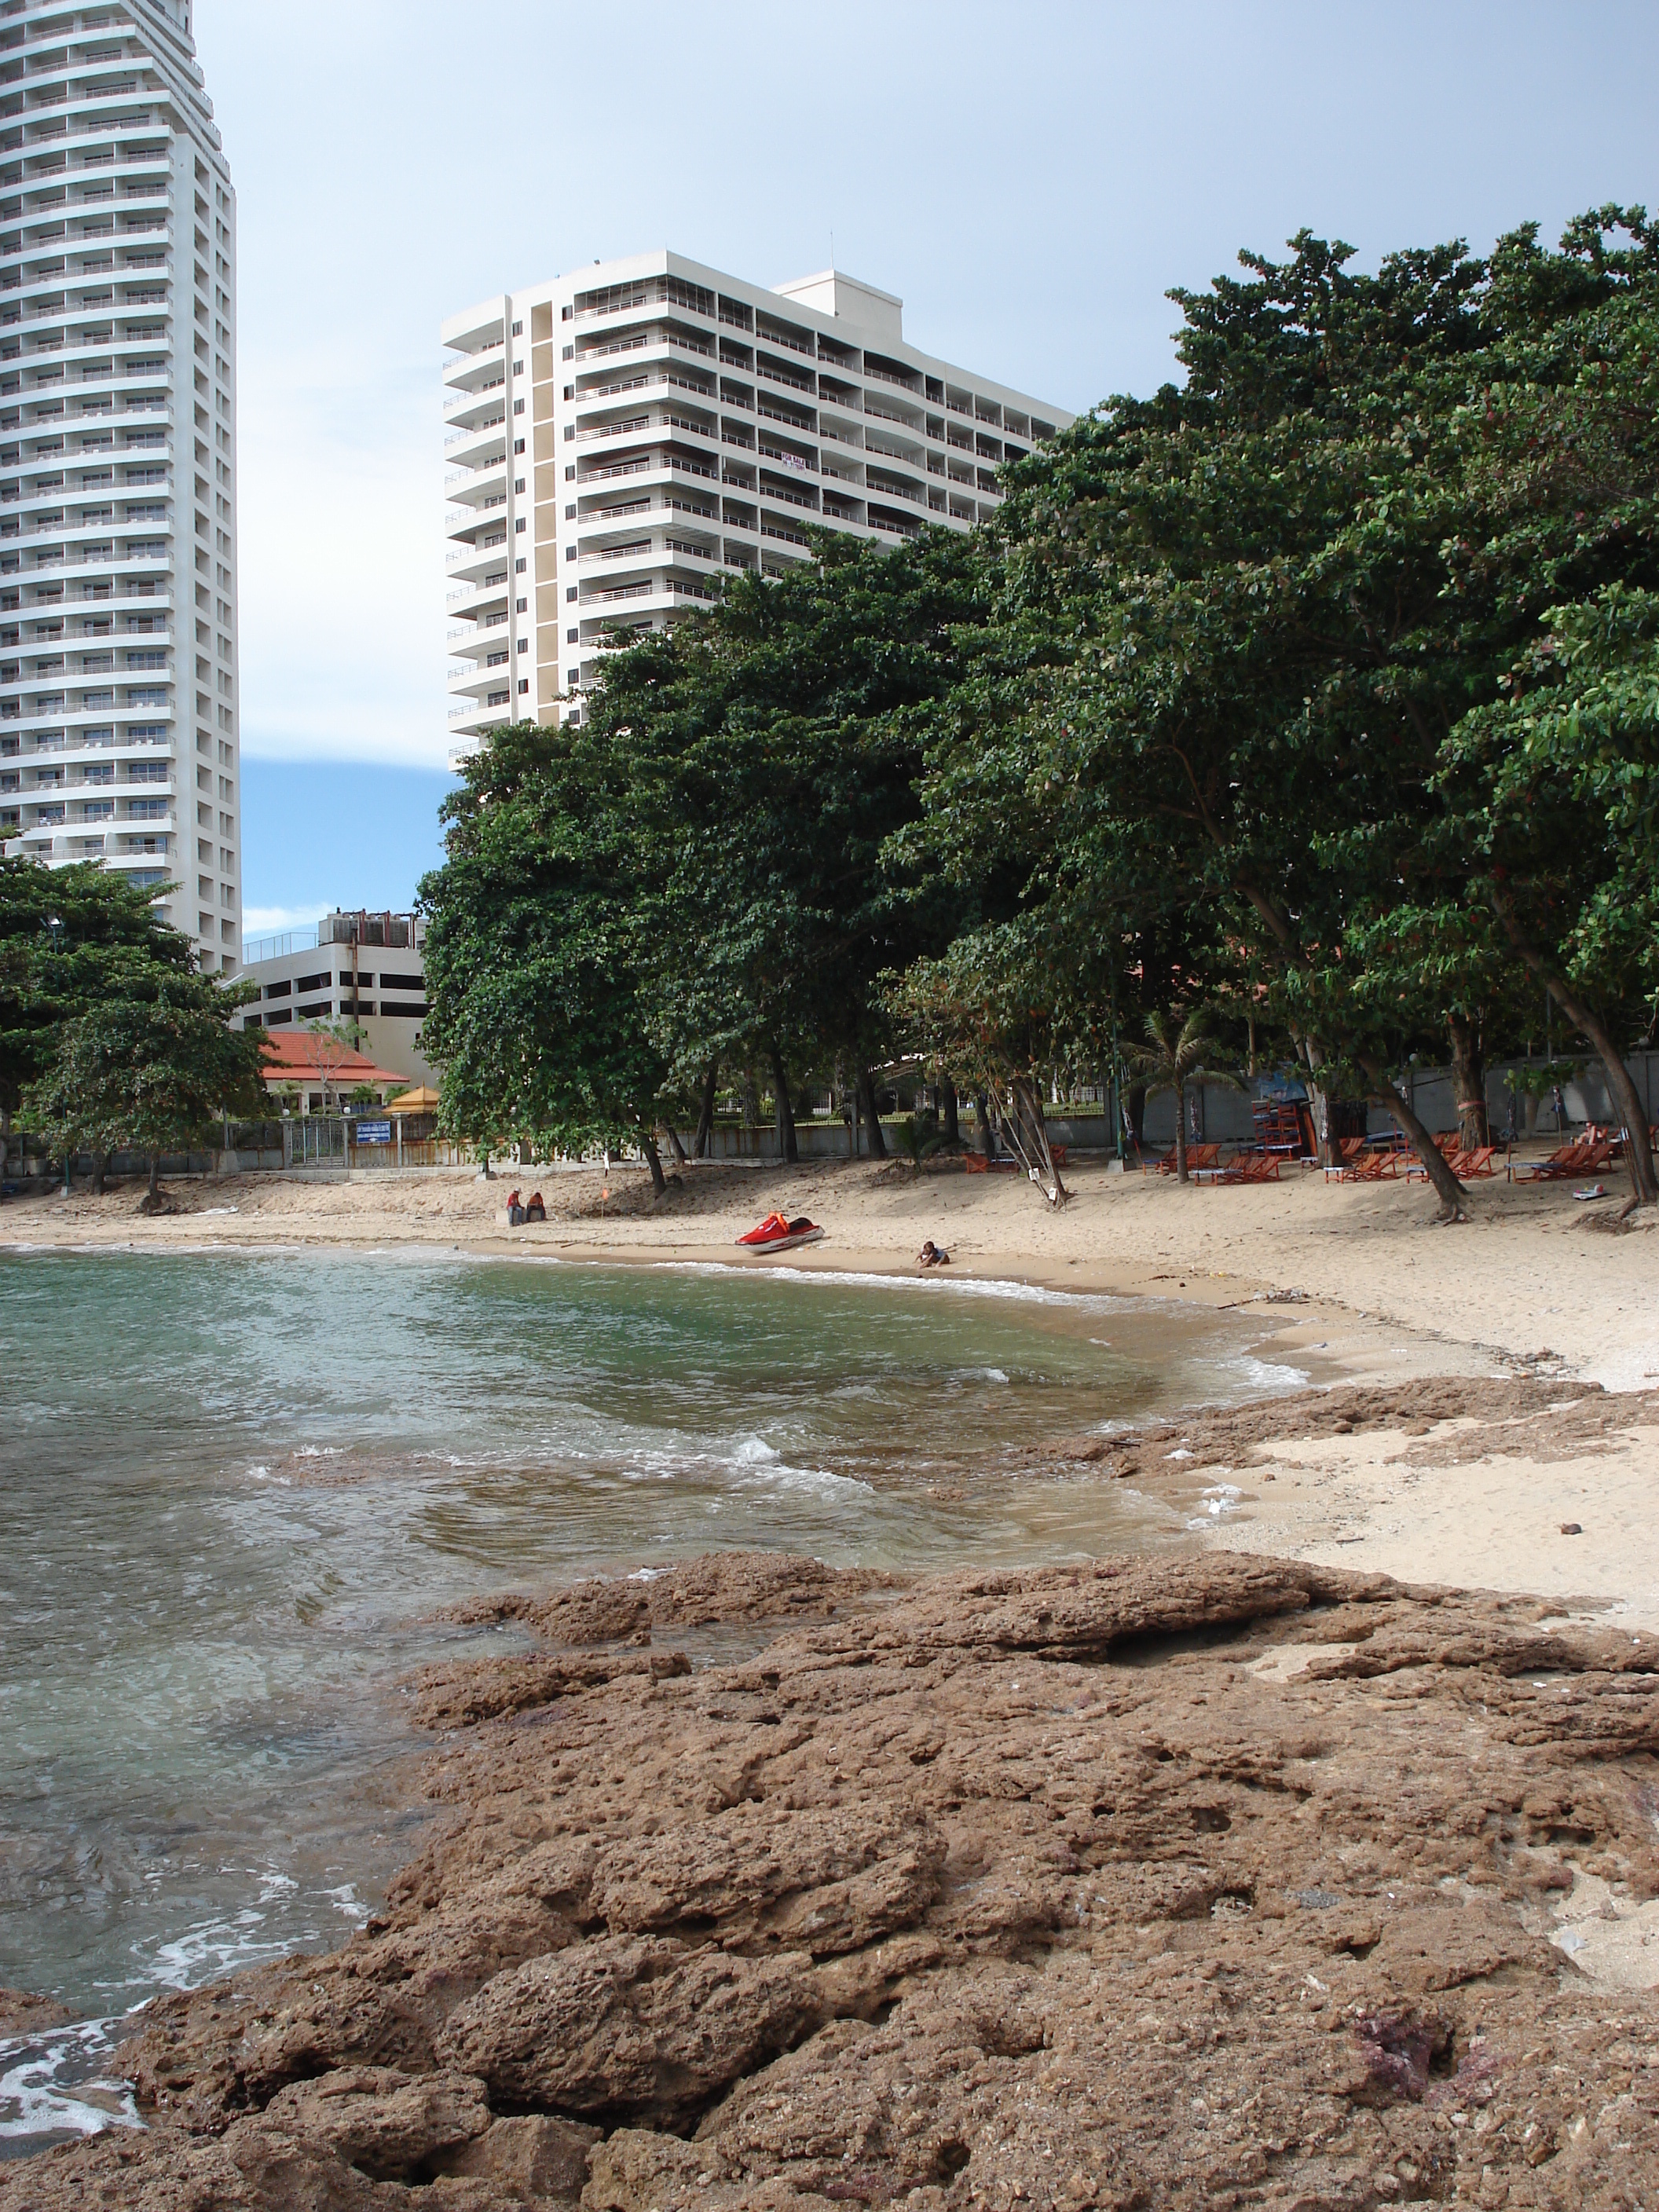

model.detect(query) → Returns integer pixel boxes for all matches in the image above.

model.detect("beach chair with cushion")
[1511,1139,1614,1182]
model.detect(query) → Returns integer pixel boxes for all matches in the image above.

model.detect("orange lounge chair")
[1449,1144,1498,1179]
[1218,1151,1282,1184]
[1326,1146,1407,1183]
[1156,1143,1221,1177]
[1512,1140,1614,1182]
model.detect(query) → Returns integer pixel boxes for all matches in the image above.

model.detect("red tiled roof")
[254,1030,409,1087]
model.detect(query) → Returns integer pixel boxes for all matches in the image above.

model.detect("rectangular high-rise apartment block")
[441,251,1073,746]
[0,0,240,974]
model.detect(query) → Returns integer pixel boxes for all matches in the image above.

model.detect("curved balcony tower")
[0,0,239,973]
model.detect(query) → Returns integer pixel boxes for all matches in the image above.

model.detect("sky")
[196,1,1659,929]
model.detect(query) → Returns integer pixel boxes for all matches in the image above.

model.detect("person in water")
[917,1239,950,1267]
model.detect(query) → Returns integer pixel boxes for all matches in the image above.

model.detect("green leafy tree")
[24,983,266,1205]
[1126,1009,1246,1185]
[418,720,677,1189]
[913,208,1659,1218]
[0,856,200,1137]
[591,529,991,1161]
[1437,581,1659,1199]
[886,921,1079,1203]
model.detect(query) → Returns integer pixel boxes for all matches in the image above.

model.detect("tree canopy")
[418,207,1659,1211]
[0,855,203,1121]
[23,977,266,1200]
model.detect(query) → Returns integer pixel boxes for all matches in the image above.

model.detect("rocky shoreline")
[5,1541,1657,2210]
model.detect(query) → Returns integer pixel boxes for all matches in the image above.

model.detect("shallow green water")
[0,1247,1299,2149]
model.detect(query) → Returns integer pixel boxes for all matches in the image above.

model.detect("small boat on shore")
[736,1212,825,1251]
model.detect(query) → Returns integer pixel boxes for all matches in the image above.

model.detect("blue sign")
[354,1119,392,1144]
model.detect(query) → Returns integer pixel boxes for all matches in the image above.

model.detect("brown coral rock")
[436,1936,820,2123]
[257,2067,491,2180]
[6,1550,1659,2210]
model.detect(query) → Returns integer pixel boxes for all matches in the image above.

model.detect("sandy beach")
[8,1148,1658,1630]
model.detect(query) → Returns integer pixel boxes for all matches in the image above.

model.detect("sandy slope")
[5,1149,1657,1622]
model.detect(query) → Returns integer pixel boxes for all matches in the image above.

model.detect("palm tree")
[1129,1009,1245,1184]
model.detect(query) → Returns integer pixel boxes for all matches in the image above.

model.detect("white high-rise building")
[0,0,239,974]
[441,251,1072,749]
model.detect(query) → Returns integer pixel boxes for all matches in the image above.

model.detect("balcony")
[442,372,504,417]
[574,412,650,445]
[756,357,814,395]
[754,320,813,360]
[444,411,504,450]
[863,362,920,393]
[756,441,815,475]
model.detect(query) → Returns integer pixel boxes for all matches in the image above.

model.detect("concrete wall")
[1386,1053,1659,1137]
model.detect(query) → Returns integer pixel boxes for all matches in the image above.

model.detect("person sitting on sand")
[917,1239,950,1267]
[526,1192,547,1223]
[506,1188,525,1226]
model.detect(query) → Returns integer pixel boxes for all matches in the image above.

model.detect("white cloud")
[242,903,330,935]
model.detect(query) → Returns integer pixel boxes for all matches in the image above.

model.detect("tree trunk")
[693,1060,718,1159]
[90,1149,107,1196]
[1126,1082,1147,1149]
[1009,1073,1068,1204]
[1295,1036,1338,1169]
[640,1131,666,1196]
[1304,1080,1338,1170]
[148,1148,160,1201]
[768,1044,798,1164]
[1357,1052,1468,1218]
[1174,1080,1189,1182]
[740,1069,761,1126]
[1491,896,1657,1205]
[1447,1013,1489,1148]
[939,1076,960,1148]
[975,1092,996,1159]
[665,1126,688,1165]
[856,1068,887,1160]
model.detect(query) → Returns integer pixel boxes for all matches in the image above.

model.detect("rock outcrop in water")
[5,1550,1659,2209]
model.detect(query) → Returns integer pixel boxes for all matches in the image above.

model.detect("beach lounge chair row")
[1511,1138,1614,1181]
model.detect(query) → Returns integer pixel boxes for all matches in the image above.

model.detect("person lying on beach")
[917,1239,950,1267]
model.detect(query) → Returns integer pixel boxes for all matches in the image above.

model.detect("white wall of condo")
[0,0,240,975]
[440,253,1073,756]
[232,917,436,1092]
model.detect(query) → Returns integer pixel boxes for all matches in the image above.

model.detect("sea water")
[0,1247,1301,2153]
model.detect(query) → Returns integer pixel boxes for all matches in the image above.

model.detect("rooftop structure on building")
[0,0,240,974]
[232,907,436,1090]
[441,252,1074,753]
[251,1027,410,1115]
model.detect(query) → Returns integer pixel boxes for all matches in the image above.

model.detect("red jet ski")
[736,1211,825,1251]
